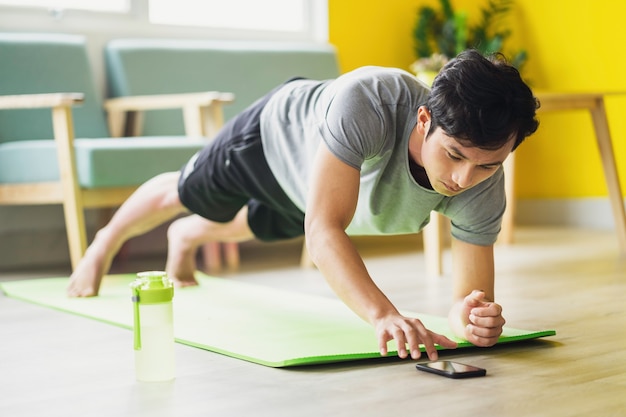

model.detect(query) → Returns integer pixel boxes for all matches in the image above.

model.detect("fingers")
[407,324,434,360]
[433,333,459,349]
[465,323,502,347]
[469,302,504,324]
[377,317,458,361]
[379,322,422,359]
[378,338,389,357]
[464,289,488,308]
[465,303,505,347]
[394,326,414,359]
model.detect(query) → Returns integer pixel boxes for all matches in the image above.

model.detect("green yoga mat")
[0,274,555,367]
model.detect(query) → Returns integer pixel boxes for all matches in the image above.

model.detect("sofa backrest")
[105,39,340,136]
[0,33,109,143]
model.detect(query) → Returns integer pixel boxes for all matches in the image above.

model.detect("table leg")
[423,211,444,276]
[499,153,516,244]
[590,98,626,255]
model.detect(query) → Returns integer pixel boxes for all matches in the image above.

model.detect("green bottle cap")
[132,271,174,304]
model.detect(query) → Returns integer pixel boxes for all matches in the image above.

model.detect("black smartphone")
[415,361,486,379]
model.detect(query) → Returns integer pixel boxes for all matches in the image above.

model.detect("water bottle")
[130,271,175,382]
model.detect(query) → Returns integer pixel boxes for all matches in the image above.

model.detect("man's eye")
[480,165,499,171]
[447,152,461,161]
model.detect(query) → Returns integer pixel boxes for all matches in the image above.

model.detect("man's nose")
[452,165,474,189]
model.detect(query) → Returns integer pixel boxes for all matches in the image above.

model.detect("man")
[68,50,539,362]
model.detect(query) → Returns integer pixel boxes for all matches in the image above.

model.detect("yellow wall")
[328,0,626,199]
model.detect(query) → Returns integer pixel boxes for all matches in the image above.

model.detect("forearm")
[448,238,503,344]
[305,227,397,325]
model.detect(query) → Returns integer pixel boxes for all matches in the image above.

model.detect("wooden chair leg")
[202,242,222,272]
[201,242,240,271]
[52,104,87,270]
[223,242,240,269]
[423,211,444,277]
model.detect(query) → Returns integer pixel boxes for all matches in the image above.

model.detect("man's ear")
[416,106,431,136]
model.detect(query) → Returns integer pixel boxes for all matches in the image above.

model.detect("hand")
[461,290,506,347]
[375,314,458,361]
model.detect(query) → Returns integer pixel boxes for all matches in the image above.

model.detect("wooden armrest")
[104,91,235,112]
[0,93,84,110]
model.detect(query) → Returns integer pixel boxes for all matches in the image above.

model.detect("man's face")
[421,125,514,197]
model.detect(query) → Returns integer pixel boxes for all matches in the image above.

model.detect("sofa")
[0,32,340,269]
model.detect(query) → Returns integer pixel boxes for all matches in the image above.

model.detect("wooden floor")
[1,227,625,417]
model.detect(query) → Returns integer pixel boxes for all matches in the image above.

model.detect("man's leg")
[165,207,253,286]
[67,171,187,297]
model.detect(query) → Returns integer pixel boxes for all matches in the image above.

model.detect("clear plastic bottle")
[130,271,175,382]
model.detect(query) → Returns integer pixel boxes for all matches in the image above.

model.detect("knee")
[167,217,189,242]
[167,215,207,246]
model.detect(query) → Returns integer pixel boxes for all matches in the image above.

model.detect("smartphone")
[415,361,486,379]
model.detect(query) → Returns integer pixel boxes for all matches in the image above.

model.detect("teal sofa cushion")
[105,39,340,135]
[0,33,109,142]
[0,137,204,187]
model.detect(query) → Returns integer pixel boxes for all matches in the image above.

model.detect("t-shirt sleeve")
[319,80,387,170]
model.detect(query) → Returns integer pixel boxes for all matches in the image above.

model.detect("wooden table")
[424,92,626,276]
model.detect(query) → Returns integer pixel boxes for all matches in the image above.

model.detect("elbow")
[304,215,321,264]
[304,214,337,266]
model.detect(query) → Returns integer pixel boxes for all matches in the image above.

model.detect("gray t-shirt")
[260,66,504,246]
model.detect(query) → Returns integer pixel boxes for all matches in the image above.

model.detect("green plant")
[412,0,526,71]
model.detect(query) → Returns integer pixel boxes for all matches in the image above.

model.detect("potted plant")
[411,0,527,84]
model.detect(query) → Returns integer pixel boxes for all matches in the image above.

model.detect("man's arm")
[448,238,506,346]
[305,144,457,360]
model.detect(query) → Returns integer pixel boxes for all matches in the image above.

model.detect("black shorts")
[177,84,305,242]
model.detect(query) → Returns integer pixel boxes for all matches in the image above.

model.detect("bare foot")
[66,244,112,297]
[166,221,200,288]
[172,277,199,288]
[166,254,199,288]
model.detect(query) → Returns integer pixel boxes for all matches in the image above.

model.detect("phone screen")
[415,361,486,379]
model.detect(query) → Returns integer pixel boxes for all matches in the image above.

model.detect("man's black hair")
[427,49,539,151]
